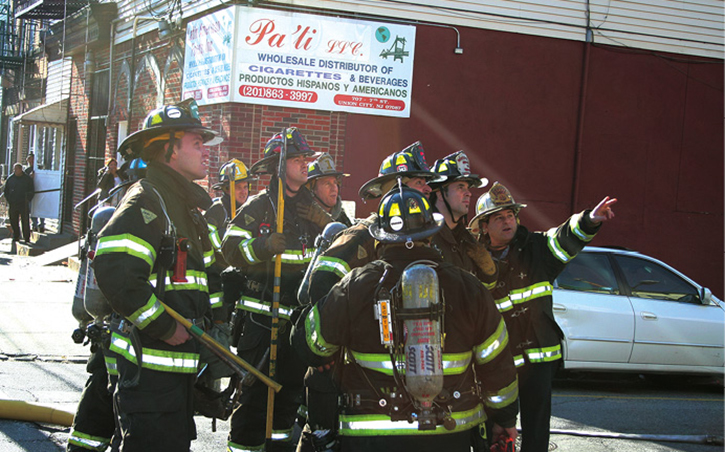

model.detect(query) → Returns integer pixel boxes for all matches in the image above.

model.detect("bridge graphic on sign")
[379,36,409,63]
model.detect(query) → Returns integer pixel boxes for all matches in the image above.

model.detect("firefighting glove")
[466,240,497,277]
[264,232,287,255]
[297,202,334,229]
[199,322,234,379]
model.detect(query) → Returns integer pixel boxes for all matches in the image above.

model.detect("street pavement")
[0,236,722,451]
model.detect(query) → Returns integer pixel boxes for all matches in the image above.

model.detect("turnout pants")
[340,430,472,452]
[517,360,560,452]
[113,356,196,452]
[228,313,307,452]
[67,349,115,451]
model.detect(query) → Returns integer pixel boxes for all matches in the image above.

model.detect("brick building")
[2,0,722,296]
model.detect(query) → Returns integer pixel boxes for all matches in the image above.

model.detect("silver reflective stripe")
[109,333,199,373]
[513,355,525,367]
[237,297,293,319]
[495,296,513,312]
[339,404,485,436]
[547,228,573,263]
[67,429,111,450]
[225,228,253,239]
[209,292,223,309]
[227,442,265,452]
[569,213,595,242]
[314,256,350,278]
[271,428,293,441]
[508,283,552,304]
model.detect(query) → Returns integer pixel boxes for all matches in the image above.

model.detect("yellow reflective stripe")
[67,429,111,450]
[305,304,339,357]
[227,441,265,451]
[313,256,351,278]
[495,296,513,312]
[271,427,294,441]
[127,293,164,329]
[280,249,316,264]
[95,233,156,268]
[105,355,118,376]
[109,333,199,373]
[482,280,496,291]
[513,354,525,367]
[240,238,261,264]
[508,282,552,305]
[149,270,210,292]
[483,378,519,409]
[204,249,215,267]
[350,350,471,376]
[225,225,253,239]
[236,296,293,320]
[339,404,485,436]
[209,291,223,309]
[208,224,222,250]
[569,213,595,242]
[525,344,562,363]
[473,318,509,364]
[547,227,574,263]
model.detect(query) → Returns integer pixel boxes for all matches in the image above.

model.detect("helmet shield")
[369,186,444,243]
[117,99,222,161]
[358,141,444,200]
[429,151,488,191]
[468,182,527,231]
[250,128,319,175]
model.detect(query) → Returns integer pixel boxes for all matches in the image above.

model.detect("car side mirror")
[700,287,713,305]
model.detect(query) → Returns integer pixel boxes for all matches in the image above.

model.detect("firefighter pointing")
[92,99,226,451]
[292,185,519,452]
[469,182,616,452]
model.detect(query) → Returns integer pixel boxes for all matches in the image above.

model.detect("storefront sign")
[183,6,416,118]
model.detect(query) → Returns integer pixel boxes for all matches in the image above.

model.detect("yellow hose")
[0,400,75,426]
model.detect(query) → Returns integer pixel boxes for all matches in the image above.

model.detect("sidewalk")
[0,239,232,451]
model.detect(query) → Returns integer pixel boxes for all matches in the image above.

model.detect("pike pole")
[266,128,287,444]
[158,299,282,392]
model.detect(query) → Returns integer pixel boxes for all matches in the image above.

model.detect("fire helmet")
[307,153,349,185]
[117,99,222,161]
[249,127,318,175]
[369,185,444,244]
[212,159,255,190]
[358,141,443,201]
[468,182,527,230]
[429,151,488,191]
[125,158,147,182]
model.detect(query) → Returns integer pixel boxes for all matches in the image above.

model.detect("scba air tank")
[83,206,115,320]
[400,263,443,429]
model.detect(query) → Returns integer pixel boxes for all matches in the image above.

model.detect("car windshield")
[613,255,700,303]
[556,252,619,294]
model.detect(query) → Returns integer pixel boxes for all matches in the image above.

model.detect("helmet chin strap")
[440,187,462,224]
[164,131,178,162]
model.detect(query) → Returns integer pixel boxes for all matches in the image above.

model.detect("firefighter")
[92,99,226,451]
[429,151,497,287]
[66,158,146,452]
[207,158,256,236]
[468,182,616,452]
[221,127,328,452]
[292,185,519,452]
[296,142,441,452]
[306,153,353,227]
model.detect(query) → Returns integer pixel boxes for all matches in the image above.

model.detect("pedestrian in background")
[2,162,34,243]
[24,153,44,233]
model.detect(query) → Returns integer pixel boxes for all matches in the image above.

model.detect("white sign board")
[182,8,236,104]
[183,6,416,118]
[30,170,61,219]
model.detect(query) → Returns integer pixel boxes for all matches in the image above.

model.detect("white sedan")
[553,247,724,376]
